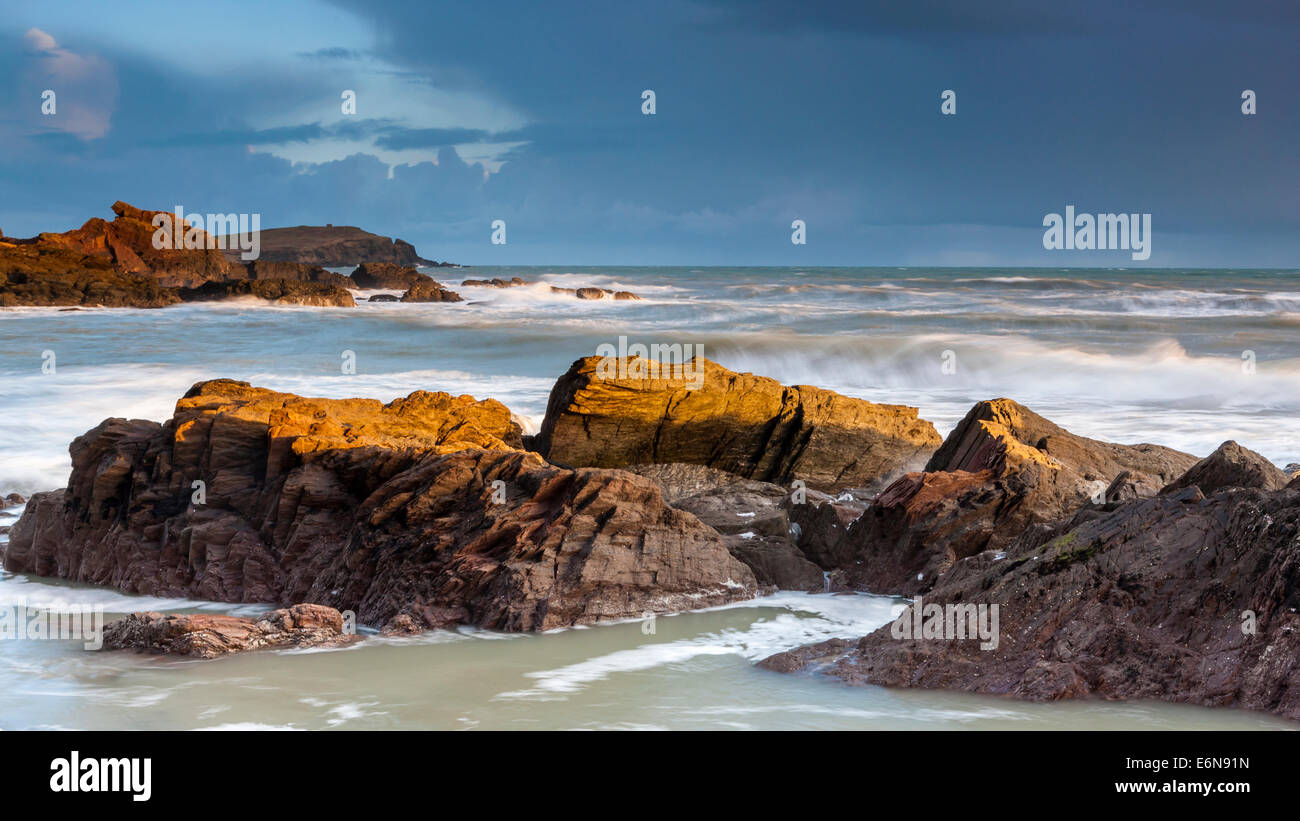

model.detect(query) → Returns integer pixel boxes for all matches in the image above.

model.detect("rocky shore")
[1,204,646,308]
[0,203,458,308]
[761,441,1300,719]
[5,352,1300,722]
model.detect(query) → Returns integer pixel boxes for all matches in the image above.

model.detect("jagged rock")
[1103,469,1162,502]
[4,381,757,631]
[349,263,429,289]
[102,604,357,658]
[0,244,181,308]
[400,278,463,303]
[36,201,244,287]
[530,356,941,492]
[761,480,1300,721]
[367,293,400,302]
[785,489,869,571]
[221,225,438,267]
[629,463,822,591]
[829,399,1199,595]
[244,259,356,288]
[3,493,24,506]
[178,279,356,307]
[1160,440,1290,496]
[1285,463,1300,478]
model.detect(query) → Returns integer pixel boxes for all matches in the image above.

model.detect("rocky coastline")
[4,347,1299,720]
[1,203,642,309]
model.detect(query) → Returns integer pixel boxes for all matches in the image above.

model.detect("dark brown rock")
[4,381,756,632]
[0,244,181,308]
[531,356,941,492]
[1103,469,1162,503]
[178,279,356,307]
[1160,440,1290,496]
[784,489,869,571]
[830,399,1199,595]
[629,463,822,591]
[400,278,463,302]
[102,604,357,658]
[761,480,1300,721]
[244,259,356,288]
[221,224,439,267]
[349,262,429,290]
[462,277,528,288]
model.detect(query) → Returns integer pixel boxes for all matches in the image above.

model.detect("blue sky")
[1,0,1297,266]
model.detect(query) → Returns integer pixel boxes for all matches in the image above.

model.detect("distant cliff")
[219,225,450,267]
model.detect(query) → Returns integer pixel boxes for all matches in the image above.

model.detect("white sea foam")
[495,592,898,700]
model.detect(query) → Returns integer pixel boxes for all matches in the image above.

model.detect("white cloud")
[22,28,119,140]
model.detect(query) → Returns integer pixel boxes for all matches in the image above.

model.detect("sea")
[1,266,1297,730]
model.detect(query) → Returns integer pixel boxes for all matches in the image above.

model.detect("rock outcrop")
[0,206,460,308]
[32,201,244,288]
[0,244,181,308]
[761,470,1300,721]
[4,380,756,632]
[400,278,463,303]
[825,399,1199,595]
[220,225,442,267]
[178,279,356,307]
[1159,440,1291,496]
[349,263,429,290]
[102,604,356,658]
[244,259,356,289]
[530,356,941,493]
[629,463,823,591]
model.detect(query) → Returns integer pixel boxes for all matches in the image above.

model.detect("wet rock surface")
[102,604,357,658]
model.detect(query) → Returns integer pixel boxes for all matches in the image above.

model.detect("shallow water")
[2,266,1298,730]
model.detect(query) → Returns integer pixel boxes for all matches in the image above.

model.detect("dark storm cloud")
[4,1,1299,265]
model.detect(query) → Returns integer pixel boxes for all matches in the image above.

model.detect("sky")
[1,0,1297,267]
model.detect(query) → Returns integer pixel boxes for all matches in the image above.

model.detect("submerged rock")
[178,279,356,307]
[530,355,941,492]
[102,604,356,658]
